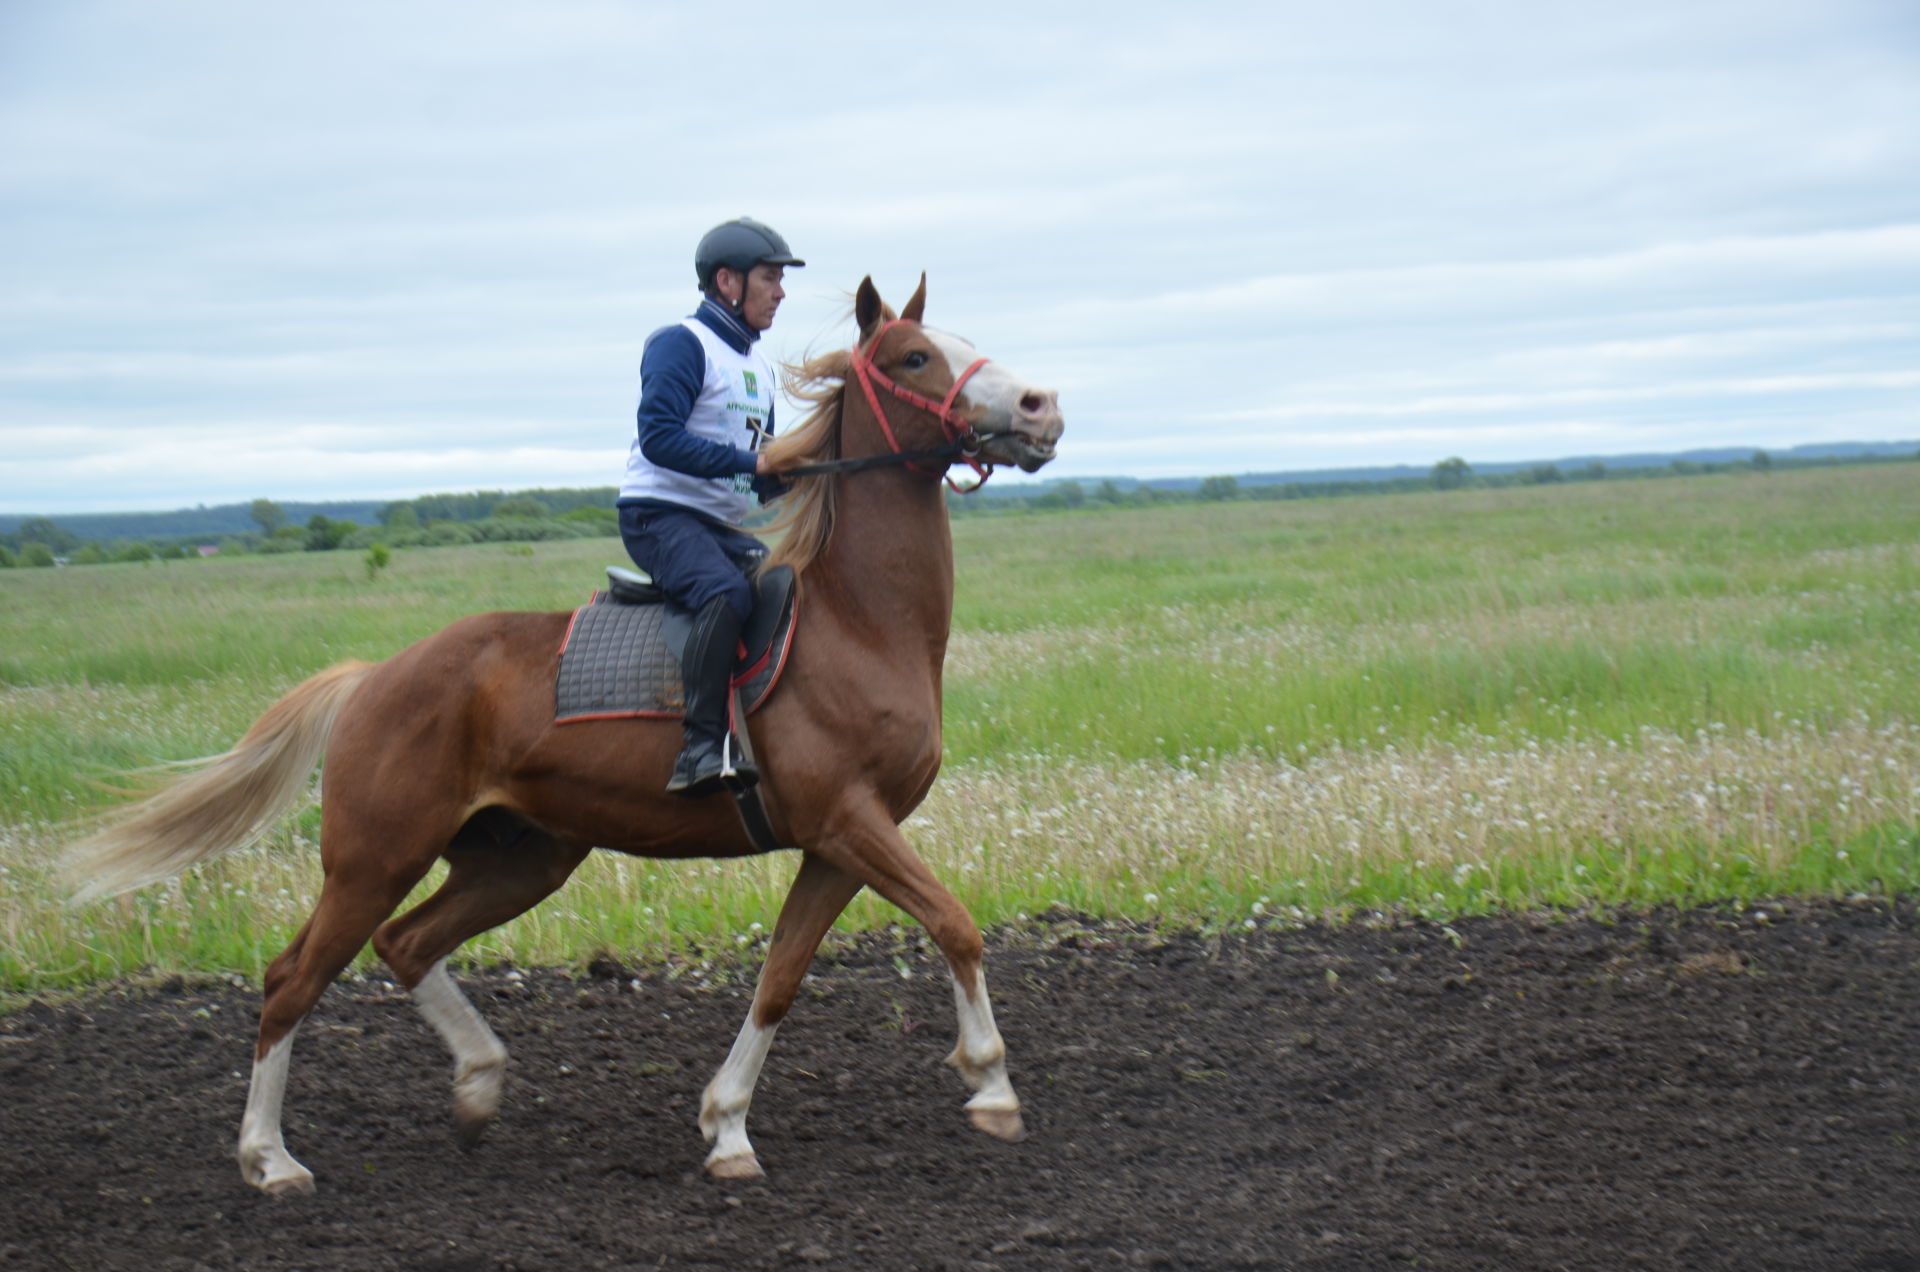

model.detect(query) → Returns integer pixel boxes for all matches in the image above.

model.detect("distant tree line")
[388,487,620,524]
[6,449,1915,568]
[942,446,1920,517]
[1,490,621,569]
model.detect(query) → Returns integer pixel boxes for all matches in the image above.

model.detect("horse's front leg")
[821,806,1026,1145]
[701,850,862,1178]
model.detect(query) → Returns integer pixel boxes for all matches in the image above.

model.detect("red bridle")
[847,318,994,490]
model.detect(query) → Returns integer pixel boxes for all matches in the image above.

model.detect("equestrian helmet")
[695,217,805,292]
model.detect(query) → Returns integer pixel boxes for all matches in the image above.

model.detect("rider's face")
[734,264,786,332]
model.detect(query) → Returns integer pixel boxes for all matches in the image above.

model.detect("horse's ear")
[901,273,927,324]
[855,276,883,338]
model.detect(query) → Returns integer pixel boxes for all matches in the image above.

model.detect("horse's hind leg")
[701,850,863,1178]
[372,818,588,1144]
[237,916,314,1194]
[239,854,436,1195]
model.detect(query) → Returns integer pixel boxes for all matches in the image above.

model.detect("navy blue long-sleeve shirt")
[630,299,785,506]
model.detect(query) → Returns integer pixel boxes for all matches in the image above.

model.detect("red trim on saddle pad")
[555,590,599,657]
[554,707,680,723]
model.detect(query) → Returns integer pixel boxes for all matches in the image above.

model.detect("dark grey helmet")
[695,217,805,291]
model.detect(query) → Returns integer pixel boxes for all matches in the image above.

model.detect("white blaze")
[924,327,1029,420]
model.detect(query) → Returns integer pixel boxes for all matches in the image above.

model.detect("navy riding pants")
[617,504,762,623]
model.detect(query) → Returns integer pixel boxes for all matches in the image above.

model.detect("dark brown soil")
[4,899,1918,1271]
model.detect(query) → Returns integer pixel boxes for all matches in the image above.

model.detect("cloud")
[1031,224,1920,341]
[1,1,1917,511]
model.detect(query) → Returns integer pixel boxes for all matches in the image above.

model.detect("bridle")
[783,318,999,491]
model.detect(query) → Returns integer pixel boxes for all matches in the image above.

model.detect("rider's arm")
[635,326,760,479]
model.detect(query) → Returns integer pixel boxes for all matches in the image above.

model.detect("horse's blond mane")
[759,347,852,575]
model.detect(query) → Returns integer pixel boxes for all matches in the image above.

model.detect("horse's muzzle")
[975,389,1063,473]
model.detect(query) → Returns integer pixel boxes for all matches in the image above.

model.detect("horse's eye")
[902,351,929,371]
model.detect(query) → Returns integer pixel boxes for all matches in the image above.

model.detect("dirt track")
[4,899,1918,1271]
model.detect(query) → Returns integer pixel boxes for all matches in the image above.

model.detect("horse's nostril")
[1019,392,1048,416]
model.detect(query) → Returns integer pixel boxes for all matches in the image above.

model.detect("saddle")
[552,565,799,724]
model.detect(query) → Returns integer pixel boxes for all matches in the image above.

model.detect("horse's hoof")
[968,1106,1028,1143]
[452,1062,505,1146]
[453,1111,493,1151]
[258,1169,317,1197]
[240,1144,317,1196]
[706,1152,764,1180]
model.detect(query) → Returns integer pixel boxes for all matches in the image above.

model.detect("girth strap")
[727,684,788,853]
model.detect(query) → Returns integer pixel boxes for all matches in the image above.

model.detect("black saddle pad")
[553,569,798,724]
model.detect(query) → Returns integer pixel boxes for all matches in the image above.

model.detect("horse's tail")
[62,660,378,904]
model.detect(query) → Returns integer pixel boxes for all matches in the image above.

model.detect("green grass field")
[3,465,1917,994]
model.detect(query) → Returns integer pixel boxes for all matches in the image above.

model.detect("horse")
[61,274,1065,1195]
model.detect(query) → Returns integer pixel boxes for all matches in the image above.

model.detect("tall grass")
[3,465,1917,993]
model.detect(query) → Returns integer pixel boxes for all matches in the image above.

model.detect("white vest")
[620,318,775,525]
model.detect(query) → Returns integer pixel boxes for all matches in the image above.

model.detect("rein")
[780,442,973,478]
[781,318,997,491]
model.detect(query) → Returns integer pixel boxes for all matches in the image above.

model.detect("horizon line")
[4,435,1917,521]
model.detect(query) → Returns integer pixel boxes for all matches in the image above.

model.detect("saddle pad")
[552,591,797,724]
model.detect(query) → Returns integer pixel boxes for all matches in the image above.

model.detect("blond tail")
[62,661,378,904]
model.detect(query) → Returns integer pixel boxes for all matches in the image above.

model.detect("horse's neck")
[812,476,954,659]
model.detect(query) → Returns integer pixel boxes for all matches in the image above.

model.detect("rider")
[617,217,804,797]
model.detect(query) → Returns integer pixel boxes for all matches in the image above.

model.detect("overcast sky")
[3,0,1916,514]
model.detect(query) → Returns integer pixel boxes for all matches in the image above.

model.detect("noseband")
[784,318,998,490]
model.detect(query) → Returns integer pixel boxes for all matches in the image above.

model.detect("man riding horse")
[63,268,1065,1192]
[617,217,803,797]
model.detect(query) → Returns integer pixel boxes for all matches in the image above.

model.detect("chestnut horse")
[63,275,1065,1195]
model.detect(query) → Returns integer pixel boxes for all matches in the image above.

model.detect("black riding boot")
[667,596,759,798]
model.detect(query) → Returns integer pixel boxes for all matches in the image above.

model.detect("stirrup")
[720,733,759,792]
[666,734,758,798]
